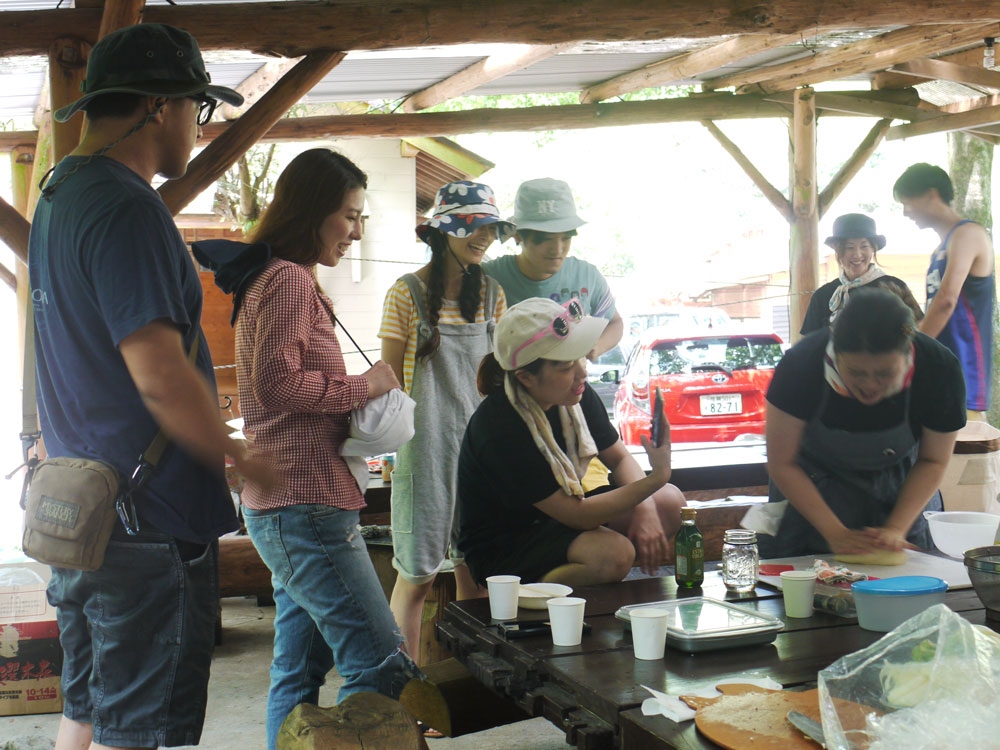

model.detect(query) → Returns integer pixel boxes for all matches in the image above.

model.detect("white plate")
[517,583,573,609]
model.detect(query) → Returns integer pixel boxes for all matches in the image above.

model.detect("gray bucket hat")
[507,178,587,235]
[55,23,243,122]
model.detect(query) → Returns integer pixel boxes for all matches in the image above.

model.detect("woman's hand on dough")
[864,526,919,552]
[825,527,886,556]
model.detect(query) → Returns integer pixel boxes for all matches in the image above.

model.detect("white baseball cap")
[496,297,607,370]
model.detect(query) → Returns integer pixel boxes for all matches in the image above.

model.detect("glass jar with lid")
[722,529,758,593]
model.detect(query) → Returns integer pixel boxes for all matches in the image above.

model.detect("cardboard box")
[0,560,62,716]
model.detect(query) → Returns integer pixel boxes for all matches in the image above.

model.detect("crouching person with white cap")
[456,298,685,587]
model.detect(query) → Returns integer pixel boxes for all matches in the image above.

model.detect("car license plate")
[700,393,742,415]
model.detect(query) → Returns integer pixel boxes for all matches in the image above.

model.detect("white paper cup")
[546,596,586,646]
[630,607,668,660]
[486,575,521,620]
[780,570,817,618]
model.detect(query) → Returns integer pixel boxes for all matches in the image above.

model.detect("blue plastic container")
[851,576,948,632]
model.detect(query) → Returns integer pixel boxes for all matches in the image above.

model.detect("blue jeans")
[243,504,420,750]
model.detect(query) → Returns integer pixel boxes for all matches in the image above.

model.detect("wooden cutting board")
[679,684,874,750]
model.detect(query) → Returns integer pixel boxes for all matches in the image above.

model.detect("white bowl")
[924,511,1000,558]
[517,583,572,609]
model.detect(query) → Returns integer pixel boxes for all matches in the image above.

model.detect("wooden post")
[158,50,347,216]
[789,88,819,343]
[11,146,34,371]
[97,0,146,39]
[48,37,91,164]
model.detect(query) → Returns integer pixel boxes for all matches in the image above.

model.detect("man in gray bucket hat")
[29,23,272,749]
[483,177,624,360]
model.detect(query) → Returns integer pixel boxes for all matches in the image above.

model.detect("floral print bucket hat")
[416,180,515,245]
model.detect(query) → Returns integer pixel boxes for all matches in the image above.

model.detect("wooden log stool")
[276,693,428,750]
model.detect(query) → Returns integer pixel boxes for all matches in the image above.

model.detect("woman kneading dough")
[760,288,966,560]
[456,297,685,587]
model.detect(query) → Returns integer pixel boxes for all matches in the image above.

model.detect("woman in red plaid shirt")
[229,149,421,750]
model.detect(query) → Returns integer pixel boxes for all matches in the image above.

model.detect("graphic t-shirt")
[483,255,616,318]
[29,156,236,543]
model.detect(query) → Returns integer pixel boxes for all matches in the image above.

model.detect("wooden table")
[437,572,989,750]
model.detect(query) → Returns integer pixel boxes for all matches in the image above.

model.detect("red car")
[612,328,784,445]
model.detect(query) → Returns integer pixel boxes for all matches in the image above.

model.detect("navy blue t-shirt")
[29,156,237,543]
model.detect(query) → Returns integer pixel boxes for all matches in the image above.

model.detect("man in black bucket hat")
[29,23,272,749]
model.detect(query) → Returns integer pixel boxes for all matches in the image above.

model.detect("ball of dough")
[834,550,907,566]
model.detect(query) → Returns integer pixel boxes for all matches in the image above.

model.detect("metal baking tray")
[615,597,784,653]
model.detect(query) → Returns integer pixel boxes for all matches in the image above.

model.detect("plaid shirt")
[236,259,369,510]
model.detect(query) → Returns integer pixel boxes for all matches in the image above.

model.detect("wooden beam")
[48,37,90,164]
[580,33,801,104]
[701,120,792,221]
[0,196,30,267]
[401,44,572,113]
[765,89,926,120]
[873,45,988,88]
[206,95,792,143]
[818,118,891,219]
[707,23,999,94]
[158,50,346,215]
[891,58,1000,89]
[789,88,818,343]
[939,93,1000,114]
[218,58,300,121]
[4,2,1000,57]
[5,92,919,154]
[887,102,1000,139]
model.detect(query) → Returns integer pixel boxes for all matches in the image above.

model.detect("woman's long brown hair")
[250,148,367,266]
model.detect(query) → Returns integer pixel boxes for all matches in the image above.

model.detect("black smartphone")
[650,385,665,447]
[499,621,592,640]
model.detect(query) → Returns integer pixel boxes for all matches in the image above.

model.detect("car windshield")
[651,336,783,375]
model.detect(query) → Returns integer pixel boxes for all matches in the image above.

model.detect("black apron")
[758,382,942,558]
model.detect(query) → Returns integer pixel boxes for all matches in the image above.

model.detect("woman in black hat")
[800,213,923,335]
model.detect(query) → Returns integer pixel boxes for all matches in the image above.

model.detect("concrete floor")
[1,596,571,750]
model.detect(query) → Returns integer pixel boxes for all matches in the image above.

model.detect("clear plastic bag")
[818,604,1000,749]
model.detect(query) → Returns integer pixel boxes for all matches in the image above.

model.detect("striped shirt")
[378,276,507,393]
[236,259,370,511]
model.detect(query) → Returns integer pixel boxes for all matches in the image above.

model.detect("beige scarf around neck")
[504,372,597,497]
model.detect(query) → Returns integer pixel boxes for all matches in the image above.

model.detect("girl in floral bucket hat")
[378,180,511,659]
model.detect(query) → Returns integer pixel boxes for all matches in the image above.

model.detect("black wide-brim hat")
[824,213,886,250]
[55,23,243,122]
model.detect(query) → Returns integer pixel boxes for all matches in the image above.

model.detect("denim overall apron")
[759,382,941,558]
[390,273,499,583]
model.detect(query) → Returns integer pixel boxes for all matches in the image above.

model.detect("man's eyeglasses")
[511,298,585,368]
[191,95,217,126]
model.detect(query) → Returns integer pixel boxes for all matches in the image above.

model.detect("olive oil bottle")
[674,508,704,589]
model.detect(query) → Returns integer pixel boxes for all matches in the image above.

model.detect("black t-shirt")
[457,383,619,565]
[800,276,924,335]
[767,329,966,438]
